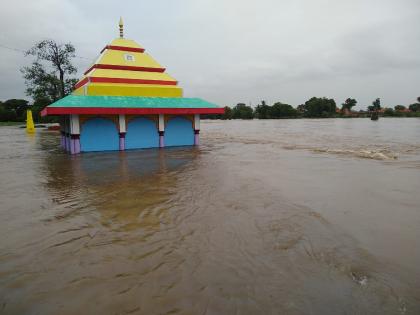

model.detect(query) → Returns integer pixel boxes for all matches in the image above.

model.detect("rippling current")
[0,118,419,314]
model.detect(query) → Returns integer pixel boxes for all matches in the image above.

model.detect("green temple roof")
[47,95,220,109]
[41,95,224,116]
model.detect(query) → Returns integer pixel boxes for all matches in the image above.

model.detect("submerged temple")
[41,18,224,153]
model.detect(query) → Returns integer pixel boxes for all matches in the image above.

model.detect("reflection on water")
[0,119,419,314]
[43,147,199,231]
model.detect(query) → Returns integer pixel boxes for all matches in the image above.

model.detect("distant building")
[338,108,359,117]
[42,18,224,154]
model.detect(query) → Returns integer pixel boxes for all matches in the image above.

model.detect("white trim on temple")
[158,114,165,132]
[70,114,80,135]
[194,114,200,130]
[119,114,126,133]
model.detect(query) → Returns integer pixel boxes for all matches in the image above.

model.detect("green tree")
[232,103,254,119]
[0,101,16,121]
[0,99,29,121]
[394,105,406,111]
[408,97,420,112]
[409,103,419,112]
[222,106,233,120]
[297,104,305,113]
[21,40,78,105]
[270,102,298,118]
[341,98,357,111]
[302,97,337,117]
[383,108,395,116]
[368,98,381,111]
[255,100,271,119]
[202,106,234,120]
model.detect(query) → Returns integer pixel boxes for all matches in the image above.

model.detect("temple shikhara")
[41,18,224,153]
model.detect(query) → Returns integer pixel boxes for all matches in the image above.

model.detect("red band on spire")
[100,45,145,53]
[74,77,89,90]
[84,64,166,75]
[89,77,177,86]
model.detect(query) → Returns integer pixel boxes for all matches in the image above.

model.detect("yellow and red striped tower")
[72,19,183,98]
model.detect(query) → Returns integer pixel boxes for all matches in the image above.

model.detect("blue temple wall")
[165,116,194,147]
[126,117,159,150]
[78,115,195,152]
[80,117,119,152]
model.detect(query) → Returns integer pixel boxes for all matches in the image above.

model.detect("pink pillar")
[74,138,80,154]
[70,135,80,154]
[119,132,126,151]
[159,131,164,148]
[70,138,75,154]
[194,130,200,146]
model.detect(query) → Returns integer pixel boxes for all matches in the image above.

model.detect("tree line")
[3,95,419,123]
[203,97,420,120]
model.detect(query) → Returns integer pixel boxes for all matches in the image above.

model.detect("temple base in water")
[58,113,201,154]
[41,95,222,154]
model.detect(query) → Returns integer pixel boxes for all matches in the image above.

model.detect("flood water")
[1,118,420,314]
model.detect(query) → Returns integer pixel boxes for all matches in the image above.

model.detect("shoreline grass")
[0,121,25,126]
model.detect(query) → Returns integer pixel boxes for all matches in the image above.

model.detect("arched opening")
[126,117,159,150]
[80,118,119,152]
[165,116,194,147]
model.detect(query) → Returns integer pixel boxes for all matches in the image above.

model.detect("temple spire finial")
[119,17,124,38]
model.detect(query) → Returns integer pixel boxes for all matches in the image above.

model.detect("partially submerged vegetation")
[2,96,419,124]
[0,40,77,124]
[204,97,420,119]
[0,121,24,126]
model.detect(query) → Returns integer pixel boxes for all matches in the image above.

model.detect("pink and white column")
[70,134,80,154]
[69,114,80,155]
[119,114,126,151]
[158,114,165,148]
[194,114,200,146]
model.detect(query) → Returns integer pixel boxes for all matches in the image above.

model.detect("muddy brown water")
[0,118,419,314]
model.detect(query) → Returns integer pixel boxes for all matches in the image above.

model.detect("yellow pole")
[26,109,35,133]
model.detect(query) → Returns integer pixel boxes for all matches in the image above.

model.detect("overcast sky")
[0,0,419,109]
